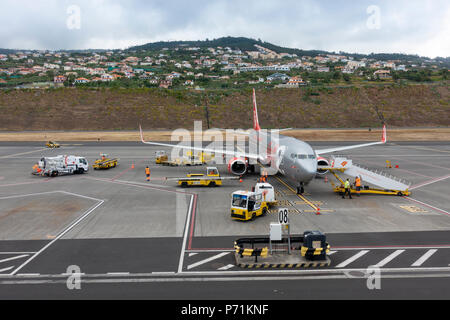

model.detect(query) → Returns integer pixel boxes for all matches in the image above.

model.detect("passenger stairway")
[318,155,411,194]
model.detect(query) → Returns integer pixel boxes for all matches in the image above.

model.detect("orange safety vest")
[355,178,361,187]
[145,167,150,175]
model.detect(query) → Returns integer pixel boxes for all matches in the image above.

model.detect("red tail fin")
[253,88,261,131]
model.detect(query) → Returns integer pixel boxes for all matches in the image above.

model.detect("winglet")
[252,88,261,131]
[381,124,387,143]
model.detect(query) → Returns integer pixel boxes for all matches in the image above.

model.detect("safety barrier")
[237,261,330,269]
[300,244,330,257]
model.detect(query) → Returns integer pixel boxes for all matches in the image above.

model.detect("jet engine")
[228,157,248,175]
[316,156,329,175]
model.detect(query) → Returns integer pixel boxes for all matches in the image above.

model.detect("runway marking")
[410,174,450,190]
[0,266,14,273]
[273,176,318,211]
[11,199,104,276]
[107,272,130,275]
[335,250,369,268]
[328,251,338,255]
[374,250,405,267]
[217,264,235,271]
[111,159,146,181]
[0,148,48,159]
[411,249,438,267]
[152,272,176,275]
[3,268,450,284]
[178,195,195,273]
[0,255,29,264]
[402,197,450,217]
[0,252,36,255]
[187,194,198,250]
[189,253,198,257]
[187,252,230,270]
[0,180,52,188]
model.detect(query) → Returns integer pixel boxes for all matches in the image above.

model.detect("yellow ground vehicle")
[186,151,214,164]
[46,141,60,148]
[155,151,169,164]
[177,167,223,187]
[93,154,118,170]
[231,190,269,221]
[330,170,411,196]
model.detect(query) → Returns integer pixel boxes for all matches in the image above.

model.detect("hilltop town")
[0,37,448,89]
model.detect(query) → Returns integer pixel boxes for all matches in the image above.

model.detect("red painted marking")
[111,159,145,181]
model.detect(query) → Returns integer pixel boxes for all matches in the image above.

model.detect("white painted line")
[328,251,337,255]
[335,250,369,268]
[107,272,130,275]
[217,264,235,271]
[0,191,60,200]
[187,252,230,270]
[410,174,450,190]
[0,252,36,255]
[11,200,104,276]
[17,273,40,276]
[404,197,450,216]
[374,250,405,267]
[178,195,194,273]
[152,272,176,275]
[0,254,29,264]
[59,191,103,202]
[411,249,438,267]
[0,266,14,273]
[189,253,198,257]
[0,148,48,159]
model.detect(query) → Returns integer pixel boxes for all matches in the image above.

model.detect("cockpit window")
[291,154,316,160]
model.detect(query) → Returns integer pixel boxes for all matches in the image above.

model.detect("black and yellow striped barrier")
[300,244,330,257]
[234,242,269,258]
[237,261,330,269]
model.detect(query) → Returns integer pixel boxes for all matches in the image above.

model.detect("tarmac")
[0,141,449,299]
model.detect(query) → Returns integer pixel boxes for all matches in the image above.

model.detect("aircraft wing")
[315,125,387,155]
[140,125,261,160]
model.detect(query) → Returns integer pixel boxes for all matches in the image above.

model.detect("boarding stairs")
[318,155,411,193]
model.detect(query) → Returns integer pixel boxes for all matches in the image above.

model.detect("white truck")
[32,155,89,177]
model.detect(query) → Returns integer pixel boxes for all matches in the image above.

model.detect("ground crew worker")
[342,178,352,199]
[355,176,362,196]
[145,166,151,181]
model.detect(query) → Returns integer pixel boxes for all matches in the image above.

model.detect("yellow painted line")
[273,175,318,211]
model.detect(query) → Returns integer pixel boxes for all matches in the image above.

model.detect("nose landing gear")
[297,183,305,195]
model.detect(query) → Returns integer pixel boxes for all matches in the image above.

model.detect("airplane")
[140,89,387,194]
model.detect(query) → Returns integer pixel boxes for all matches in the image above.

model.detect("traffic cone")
[395,165,399,169]
[316,207,321,215]
[239,176,243,183]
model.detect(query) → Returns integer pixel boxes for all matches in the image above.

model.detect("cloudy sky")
[0,0,449,58]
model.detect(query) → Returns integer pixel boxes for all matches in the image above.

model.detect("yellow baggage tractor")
[177,167,223,187]
[93,154,118,170]
[46,141,60,148]
[155,151,169,164]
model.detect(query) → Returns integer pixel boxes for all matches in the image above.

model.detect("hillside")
[128,36,449,66]
[0,84,448,131]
